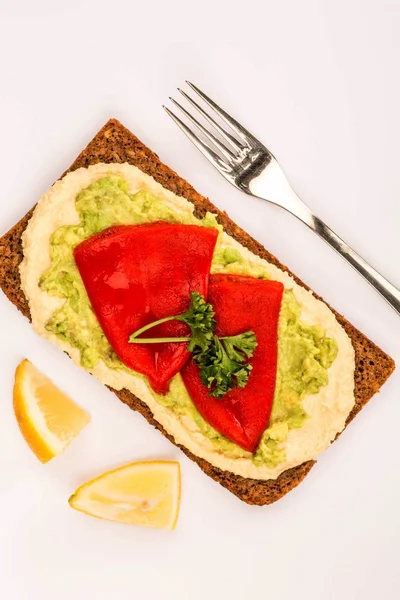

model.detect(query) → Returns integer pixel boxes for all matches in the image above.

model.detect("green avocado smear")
[40,175,338,468]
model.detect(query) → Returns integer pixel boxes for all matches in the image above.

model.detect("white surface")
[0,1,399,599]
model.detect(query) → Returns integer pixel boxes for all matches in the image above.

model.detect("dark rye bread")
[0,119,395,505]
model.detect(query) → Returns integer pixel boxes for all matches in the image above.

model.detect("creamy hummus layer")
[20,163,355,480]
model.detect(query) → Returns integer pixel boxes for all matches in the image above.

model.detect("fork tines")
[164,81,258,172]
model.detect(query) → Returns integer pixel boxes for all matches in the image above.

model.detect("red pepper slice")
[74,222,218,393]
[181,274,284,452]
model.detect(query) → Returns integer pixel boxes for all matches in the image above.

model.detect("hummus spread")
[20,163,355,480]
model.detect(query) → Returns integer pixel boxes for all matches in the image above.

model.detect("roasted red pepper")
[181,274,284,452]
[74,222,218,393]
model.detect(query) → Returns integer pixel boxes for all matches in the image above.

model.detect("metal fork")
[164,82,400,316]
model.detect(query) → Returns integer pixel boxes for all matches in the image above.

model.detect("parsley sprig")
[128,292,257,398]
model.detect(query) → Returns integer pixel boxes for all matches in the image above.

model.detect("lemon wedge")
[13,359,90,463]
[69,461,181,530]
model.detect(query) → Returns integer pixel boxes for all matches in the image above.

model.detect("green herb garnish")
[196,331,258,398]
[128,292,215,352]
[128,292,257,398]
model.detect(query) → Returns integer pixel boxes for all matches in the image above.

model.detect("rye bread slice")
[0,119,395,505]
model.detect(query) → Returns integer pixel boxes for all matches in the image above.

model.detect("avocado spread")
[40,175,338,468]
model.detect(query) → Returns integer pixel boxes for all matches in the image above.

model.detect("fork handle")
[297,205,400,315]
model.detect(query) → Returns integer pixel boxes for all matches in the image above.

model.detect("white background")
[1,1,400,599]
